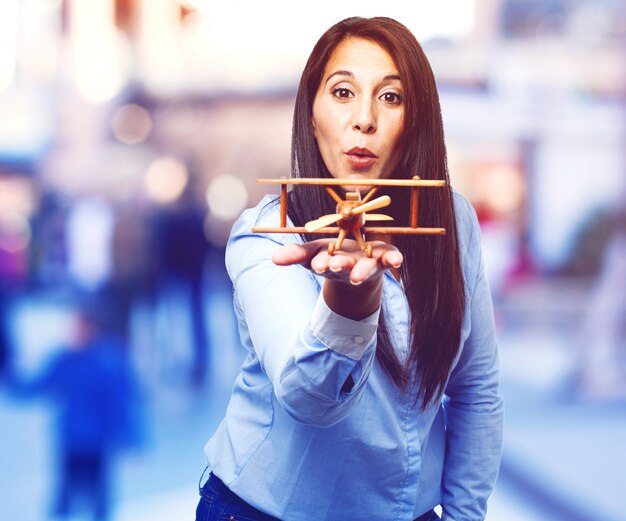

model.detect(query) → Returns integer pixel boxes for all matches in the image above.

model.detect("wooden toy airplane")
[252,176,446,257]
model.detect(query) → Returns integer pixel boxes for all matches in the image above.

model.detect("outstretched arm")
[227,206,401,427]
[273,238,403,320]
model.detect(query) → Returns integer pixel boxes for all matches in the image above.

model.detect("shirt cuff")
[310,294,379,361]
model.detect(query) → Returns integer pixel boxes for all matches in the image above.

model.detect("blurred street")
[495,277,626,521]
[2,270,625,521]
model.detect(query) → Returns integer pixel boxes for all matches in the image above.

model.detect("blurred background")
[0,1,624,520]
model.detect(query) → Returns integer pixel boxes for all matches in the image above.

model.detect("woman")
[197,16,503,521]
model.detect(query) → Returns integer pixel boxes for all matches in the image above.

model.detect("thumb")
[272,243,311,266]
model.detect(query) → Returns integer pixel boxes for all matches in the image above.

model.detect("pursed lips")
[345,147,378,168]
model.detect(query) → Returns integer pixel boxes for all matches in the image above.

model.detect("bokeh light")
[0,0,20,94]
[69,0,130,103]
[0,177,37,218]
[205,174,248,220]
[111,104,153,145]
[0,212,32,253]
[482,165,526,215]
[144,156,189,204]
[72,25,130,103]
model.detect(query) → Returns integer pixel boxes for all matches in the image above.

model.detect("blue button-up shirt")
[204,192,504,521]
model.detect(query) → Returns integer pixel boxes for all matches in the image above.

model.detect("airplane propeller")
[304,213,343,232]
[304,195,392,233]
[364,214,393,222]
[349,195,391,215]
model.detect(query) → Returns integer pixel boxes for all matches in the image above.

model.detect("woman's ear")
[311,117,317,138]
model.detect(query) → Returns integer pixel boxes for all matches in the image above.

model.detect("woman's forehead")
[322,37,399,80]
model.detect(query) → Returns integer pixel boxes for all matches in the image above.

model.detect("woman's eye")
[380,92,402,104]
[332,88,353,99]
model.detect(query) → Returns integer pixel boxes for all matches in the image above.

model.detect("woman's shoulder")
[452,190,480,240]
[228,194,303,247]
[233,194,280,230]
[451,190,483,280]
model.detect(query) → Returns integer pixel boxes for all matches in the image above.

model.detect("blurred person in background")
[0,289,9,379]
[0,207,31,381]
[107,197,161,345]
[196,16,503,521]
[156,177,212,388]
[28,190,70,290]
[5,296,145,521]
[573,199,626,400]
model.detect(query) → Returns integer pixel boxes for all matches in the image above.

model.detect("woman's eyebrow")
[324,71,402,85]
[383,74,401,82]
[324,70,353,85]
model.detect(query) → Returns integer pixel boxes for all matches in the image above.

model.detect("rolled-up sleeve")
[227,200,379,428]
[441,198,505,520]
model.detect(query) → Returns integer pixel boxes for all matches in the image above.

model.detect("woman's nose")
[352,100,376,134]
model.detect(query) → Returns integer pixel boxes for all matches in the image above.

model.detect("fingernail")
[350,279,363,286]
[329,266,342,273]
[313,268,325,275]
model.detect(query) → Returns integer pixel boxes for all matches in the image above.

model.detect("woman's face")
[312,37,405,184]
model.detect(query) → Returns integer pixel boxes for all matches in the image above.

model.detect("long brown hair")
[288,17,465,408]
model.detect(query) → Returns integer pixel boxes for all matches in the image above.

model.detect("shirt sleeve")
[226,201,379,428]
[441,199,505,521]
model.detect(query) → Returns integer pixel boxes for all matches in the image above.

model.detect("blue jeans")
[415,510,441,521]
[196,472,280,521]
[196,470,440,521]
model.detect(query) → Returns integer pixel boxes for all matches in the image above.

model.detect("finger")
[327,254,356,274]
[380,249,403,269]
[349,256,380,285]
[309,250,357,276]
[272,243,311,266]
[310,251,333,274]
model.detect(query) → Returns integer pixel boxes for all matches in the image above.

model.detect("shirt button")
[354,336,364,344]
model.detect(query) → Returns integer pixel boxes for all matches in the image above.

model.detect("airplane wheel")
[366,243,373,258]
[328,243,336,256]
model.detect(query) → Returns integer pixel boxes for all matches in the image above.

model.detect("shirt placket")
[383,274,422,520]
